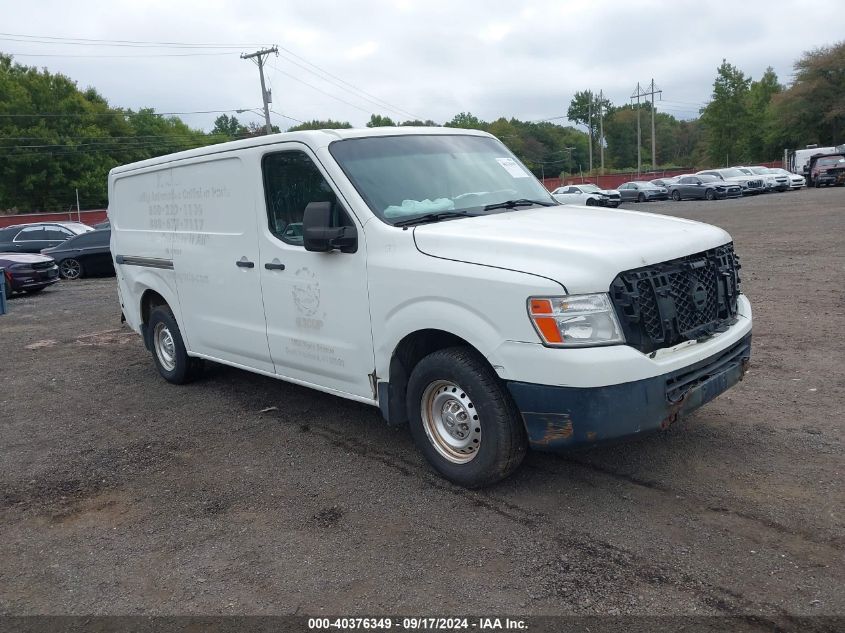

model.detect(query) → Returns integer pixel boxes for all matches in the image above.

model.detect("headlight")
[528,294,625,347]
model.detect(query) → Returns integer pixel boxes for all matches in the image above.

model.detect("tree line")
[1,41,842,213]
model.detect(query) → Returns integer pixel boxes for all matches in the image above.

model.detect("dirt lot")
[1,187,843,625]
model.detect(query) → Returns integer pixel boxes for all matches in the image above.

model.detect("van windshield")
[329,134,556,225]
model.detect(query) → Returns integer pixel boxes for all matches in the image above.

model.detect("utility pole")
[630,82,642,175]
[648,78,662,170]
[240,46,278,135]
[587,91,593,174]
[631,80,662,174]
[598,89,605,175]
[75,188,81,223]
[563,146,575,183]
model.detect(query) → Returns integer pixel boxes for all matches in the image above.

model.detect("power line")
[5,51,236,58]
[0,32,264,48]
[275,46,422,121]
[267,63,372,114]
[0,108,259,118]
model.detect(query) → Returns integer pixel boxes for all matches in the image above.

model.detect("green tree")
[211,114,247,139]
[366,114,395,127]
[770,41,845,147]
[286,119,353,131]
[444,112,486,130]
[745,67,782,161]
[700,60,752,165]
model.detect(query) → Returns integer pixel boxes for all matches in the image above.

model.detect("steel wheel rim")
[420,380,481,464]
[153,322,177,372]
[60,259,81,279]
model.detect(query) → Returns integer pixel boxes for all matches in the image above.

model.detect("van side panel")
[165,157,274,372]
[110,167,180,336]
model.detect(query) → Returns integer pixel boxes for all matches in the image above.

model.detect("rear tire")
[59,258,83,280]
[147,306,205,384]
[406,347,527,488]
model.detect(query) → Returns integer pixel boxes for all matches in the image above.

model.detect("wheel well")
[139,290,168,350]
[140,289,168,326]
[383,329,487,426]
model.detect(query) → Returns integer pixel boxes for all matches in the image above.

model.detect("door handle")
[264,262,285,271]
[236,259,255,268]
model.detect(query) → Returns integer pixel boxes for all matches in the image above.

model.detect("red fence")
[0,209,108,228]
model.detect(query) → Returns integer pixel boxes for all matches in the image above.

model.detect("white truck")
[109,127,752,487]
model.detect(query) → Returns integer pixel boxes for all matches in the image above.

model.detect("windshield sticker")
[495,157,530,178]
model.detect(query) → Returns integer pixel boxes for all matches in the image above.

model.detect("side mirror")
[302,201,358,254]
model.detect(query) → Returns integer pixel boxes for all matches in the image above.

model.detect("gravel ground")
[0,187,843,625]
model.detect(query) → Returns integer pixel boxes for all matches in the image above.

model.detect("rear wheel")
[148,306,205,384]
[705,189,716,201]
[407,347,527,488]
[671,190,681,201]
[59,258,83,280]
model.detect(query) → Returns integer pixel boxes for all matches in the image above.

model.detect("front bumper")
[507,333,751,451]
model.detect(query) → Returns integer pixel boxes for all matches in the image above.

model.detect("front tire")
[407,347,527,488]
[585,198,597,207]
[59,258,83,280]
[705,189,716,201]
[147,306,205,384]
[637,193,646,203]
[671,190,681,201]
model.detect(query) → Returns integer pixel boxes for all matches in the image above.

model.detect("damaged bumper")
[507,333,751,451]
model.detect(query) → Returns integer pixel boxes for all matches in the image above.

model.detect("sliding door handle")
[236,259,255,268]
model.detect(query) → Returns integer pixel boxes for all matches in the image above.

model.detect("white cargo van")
[109,128,752,487]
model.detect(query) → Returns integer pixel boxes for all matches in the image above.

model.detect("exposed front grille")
[609,243,742,353]
[747,179,764,189]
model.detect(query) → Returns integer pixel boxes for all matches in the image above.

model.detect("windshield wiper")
[392,210,479,227]
[483,198,557,211]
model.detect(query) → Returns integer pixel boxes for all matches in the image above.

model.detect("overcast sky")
[1,0,842,132]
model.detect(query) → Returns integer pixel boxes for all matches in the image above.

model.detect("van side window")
[262,151,347,246]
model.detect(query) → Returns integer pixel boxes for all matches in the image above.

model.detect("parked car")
[767,168,805,189]
[551,183,621,207]
[0,253,60,298]
[93,219,111,230]
[668,175,742,201]
[739,166,789,192]
[110,127,751,488]
[617,181,669,202]
[810,155,845,187]
[650,176,682,188]
[0,222,93,253]
[696,169,766,195]
[41,228,114,279]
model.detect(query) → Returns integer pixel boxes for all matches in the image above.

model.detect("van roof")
[109,126,492,176]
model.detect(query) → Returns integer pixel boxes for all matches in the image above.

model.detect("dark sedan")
[668,175,743,201]
[0,253,60,298]
[0,222,92,253]
[617,181,669,202]
[41,228,113,279]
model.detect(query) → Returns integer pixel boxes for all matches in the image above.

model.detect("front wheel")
[407,347,527,488]
[705,189,716,201]
[148,306,205,384]
[671,190,681,201]
[585,198,597,207]
[637,193,646,202]
[59,258,83,280]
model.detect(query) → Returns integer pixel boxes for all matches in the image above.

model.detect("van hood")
[413,206,732,293]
